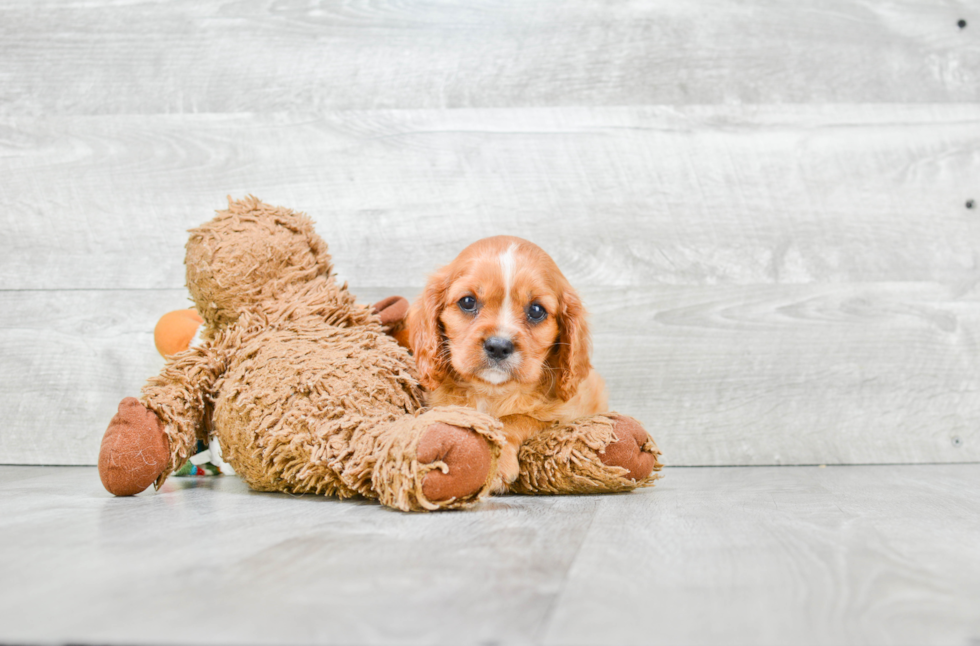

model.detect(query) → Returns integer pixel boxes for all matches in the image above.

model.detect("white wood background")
[1,0,978,466]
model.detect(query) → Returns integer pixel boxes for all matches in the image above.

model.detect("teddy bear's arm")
[370,296,411,349]
[510,414,663,495]
[139,334,232,484]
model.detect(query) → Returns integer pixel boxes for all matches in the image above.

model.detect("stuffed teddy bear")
[98,197,662,511]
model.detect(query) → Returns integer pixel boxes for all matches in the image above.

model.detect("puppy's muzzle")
[484,336,514,362]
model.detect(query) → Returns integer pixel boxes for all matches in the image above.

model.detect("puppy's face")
[409,236,591,400]
[441,241,560,387]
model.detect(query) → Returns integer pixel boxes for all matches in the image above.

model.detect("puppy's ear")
[407,268,452,390]
[554,287,592,401]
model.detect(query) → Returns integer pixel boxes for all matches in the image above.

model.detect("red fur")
[407,236,609,490]
[553,288,592,401]
[408,266,452,391]
[408,235,606,420]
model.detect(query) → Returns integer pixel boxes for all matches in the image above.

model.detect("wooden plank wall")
[1,0,978,466]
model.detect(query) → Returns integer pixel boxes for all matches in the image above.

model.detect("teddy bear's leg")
[337,406,505,512]
[509,414,663,495]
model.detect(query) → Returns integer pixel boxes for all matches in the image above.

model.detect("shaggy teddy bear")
[98,197,661,511]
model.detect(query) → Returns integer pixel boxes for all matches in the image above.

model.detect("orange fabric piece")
[154,309,203,358]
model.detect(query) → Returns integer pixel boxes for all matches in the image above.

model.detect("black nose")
[484,336,514,361]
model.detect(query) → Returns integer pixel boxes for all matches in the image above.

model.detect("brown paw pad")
[418,423,492,502]
[371,296,410,327]
[599,416,662,481]
[98,397,170,496]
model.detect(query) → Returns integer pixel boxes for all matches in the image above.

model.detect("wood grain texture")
[1,464,978,645]
[3,284,977,466]
[3,2,979,467]
[1,105,978,290]
[0,290,182,465]
[0,0,977,114]
[590,282,980,466]
[539,465,980,646]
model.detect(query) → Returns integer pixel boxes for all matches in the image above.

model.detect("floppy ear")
[554,287,592,401]
[407,268,452,391]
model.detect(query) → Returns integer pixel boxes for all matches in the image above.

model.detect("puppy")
[407,236,607,491]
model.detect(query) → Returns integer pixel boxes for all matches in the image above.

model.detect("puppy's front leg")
[492,414,552,493]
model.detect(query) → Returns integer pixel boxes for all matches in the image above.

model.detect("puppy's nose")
[484,336,514,361]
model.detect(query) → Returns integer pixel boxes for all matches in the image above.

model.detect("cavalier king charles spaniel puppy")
[407,235,608,491]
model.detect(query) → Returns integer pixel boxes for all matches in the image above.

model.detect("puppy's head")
[408,236,591,400]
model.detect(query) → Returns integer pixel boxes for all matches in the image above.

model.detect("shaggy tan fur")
[131,197,505,511]
[511,414,663,495]
[101,196,662,511]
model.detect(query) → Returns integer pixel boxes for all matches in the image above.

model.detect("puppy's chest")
[473,396,541,420]
[430,387,565,425]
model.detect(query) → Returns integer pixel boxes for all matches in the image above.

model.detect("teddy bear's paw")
[600,416,664,482]
[417,422,493,503]
[371,296,411,348]
[99,397,170,496]
[371,296,409,327]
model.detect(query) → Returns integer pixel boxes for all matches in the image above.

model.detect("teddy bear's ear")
[407,268,452,390]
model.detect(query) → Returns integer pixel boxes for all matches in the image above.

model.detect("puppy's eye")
[526,303,547,322]
[458,295,478,313]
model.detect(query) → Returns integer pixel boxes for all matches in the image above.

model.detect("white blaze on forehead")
[497,243,519,338]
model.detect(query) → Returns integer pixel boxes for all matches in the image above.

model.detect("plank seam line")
[533,499,599,643]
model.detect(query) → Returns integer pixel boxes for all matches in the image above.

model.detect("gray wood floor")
[0,465,977,646]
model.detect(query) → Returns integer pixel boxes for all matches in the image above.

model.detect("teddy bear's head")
[185,196,334,328]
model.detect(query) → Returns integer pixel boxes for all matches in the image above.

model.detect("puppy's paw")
[490,443,521,494]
